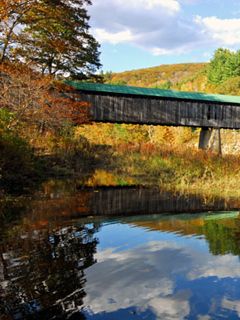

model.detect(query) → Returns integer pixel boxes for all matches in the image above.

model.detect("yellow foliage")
[85,169,134,187]
[107,63,207,90]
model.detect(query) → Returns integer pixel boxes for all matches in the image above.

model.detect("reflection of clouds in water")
[188,253,240,280]
[84,241,191,316]
[197,316,211,320]
[222,298,240,316]
[149,291,190,320]
[84,239,240,318]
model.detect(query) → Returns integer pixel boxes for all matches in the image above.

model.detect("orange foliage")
[107,63,207,90]
[0,62,90,131]
[0,0,36,61]
[116,142,158,156]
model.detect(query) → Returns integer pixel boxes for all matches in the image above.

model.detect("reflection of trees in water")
[0,223,99,319]
[132,215,240,257]
[202,219,240,256]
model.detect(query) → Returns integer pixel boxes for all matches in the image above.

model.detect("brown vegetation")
[0,62,90,131]
[106,63,208,91]
[0,62,93,194]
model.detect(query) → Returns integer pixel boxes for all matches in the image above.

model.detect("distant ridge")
[105,62,208,93]
[121,62,206,73]
[103,61,240,96]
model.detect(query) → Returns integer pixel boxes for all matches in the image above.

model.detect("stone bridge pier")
[199,128,222,154]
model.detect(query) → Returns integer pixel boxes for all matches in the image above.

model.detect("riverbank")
[2,137,240,199]
[115,145,240,198]
[2,119,240,199]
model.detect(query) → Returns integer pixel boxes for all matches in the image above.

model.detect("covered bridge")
[67,81,240,151]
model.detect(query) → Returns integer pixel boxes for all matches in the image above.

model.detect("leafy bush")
[0,109,38,193]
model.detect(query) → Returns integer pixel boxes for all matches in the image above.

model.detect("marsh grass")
[114,143,240,198]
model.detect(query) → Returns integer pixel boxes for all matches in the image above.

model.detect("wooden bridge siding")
[80,92,240,129]
[89,187,231,215]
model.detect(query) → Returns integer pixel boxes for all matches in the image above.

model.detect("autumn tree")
[217,76,240,95]
[0,0,101,79]
[13,0,101,79]
[0,62,90,133]
[0,0,37,62]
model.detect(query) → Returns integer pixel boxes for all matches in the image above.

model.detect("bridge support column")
[210,128,222,155]
[199,128,212,150]
[198,128,222,155]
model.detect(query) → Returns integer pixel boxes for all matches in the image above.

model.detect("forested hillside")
[105,49,240,96]
[105,63,208,92]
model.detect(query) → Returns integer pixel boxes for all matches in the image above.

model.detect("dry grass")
[114,144,240,198]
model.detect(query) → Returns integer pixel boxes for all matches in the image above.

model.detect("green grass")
[115,145,240,198]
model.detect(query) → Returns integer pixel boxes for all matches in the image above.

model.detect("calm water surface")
[1,187,240,319]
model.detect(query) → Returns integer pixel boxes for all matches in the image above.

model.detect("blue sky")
[88,0,240,72]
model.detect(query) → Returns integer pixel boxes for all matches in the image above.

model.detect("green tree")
[208,48,240,84]
[156,80,172,90]
[11,0,101,79]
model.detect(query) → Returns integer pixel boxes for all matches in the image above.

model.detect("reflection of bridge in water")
[28,187,240,221]
[2,186,240,319]
[20,185,240,259]
[67,82,240,151]
[88,187,240,216]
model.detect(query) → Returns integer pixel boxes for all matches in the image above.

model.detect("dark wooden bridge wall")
[89,187,234,216]
[80,92,240,129]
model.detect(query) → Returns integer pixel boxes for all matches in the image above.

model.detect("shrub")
[0,109,38,193]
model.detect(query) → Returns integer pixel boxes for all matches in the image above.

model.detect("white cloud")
[195,16,240,46]
[93,28,135,44]
[89,0,240,57]
[152,47,174,56]
[222,298,240,316]
[89,0,204,56]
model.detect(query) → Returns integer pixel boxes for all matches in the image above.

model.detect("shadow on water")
[0,221,99,319]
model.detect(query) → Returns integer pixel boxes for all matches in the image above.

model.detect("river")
[1,181,240,319]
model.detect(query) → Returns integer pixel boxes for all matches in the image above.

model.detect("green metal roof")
[66,81,240,105]
[204,211,240,221]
